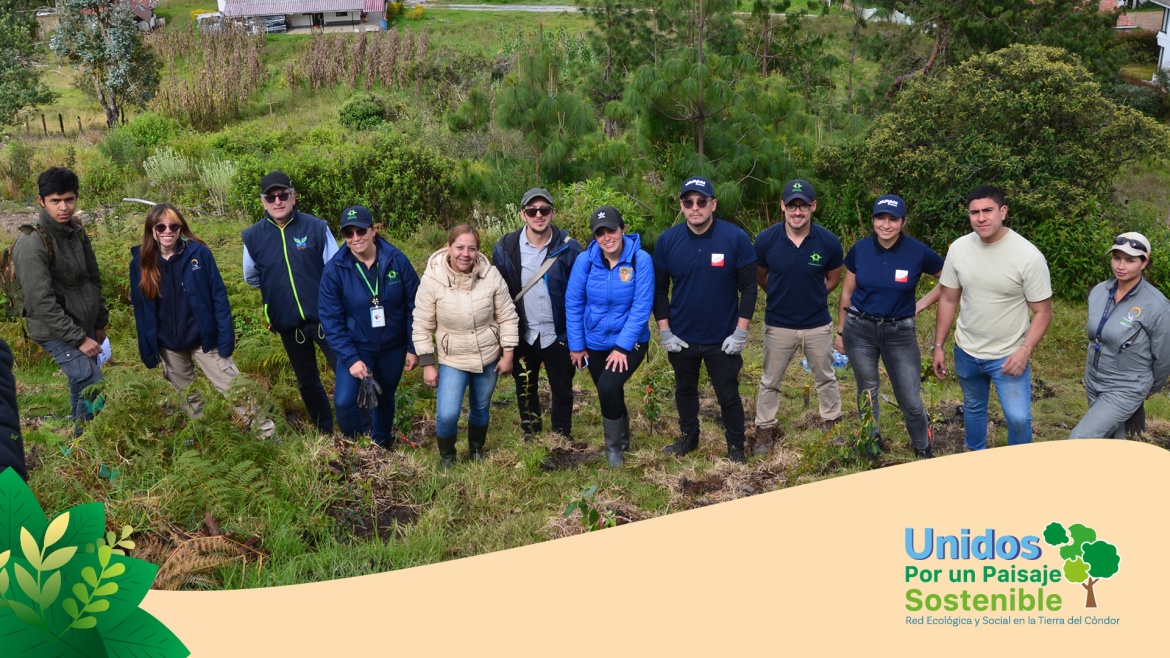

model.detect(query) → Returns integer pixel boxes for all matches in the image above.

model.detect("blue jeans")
[335,345,407,447]
[952,346,1032,450]
[435,362,499,439]
[842,315,930,451]
[39,340,103,423]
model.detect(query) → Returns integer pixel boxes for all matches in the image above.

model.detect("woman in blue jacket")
[130,203,240,418]
[566,206,655,467]
[319,206,420,448]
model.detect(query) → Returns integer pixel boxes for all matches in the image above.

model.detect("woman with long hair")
[130,203,240,417]
[834,195,943,458]
[565,206,654,467]
[319,206,420,448]
[413,225,518,469]
[1070,232,1170,439]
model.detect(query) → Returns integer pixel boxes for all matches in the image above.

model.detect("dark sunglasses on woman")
[154,223,182,234]
[1113,236,1148,253]
[341,226,371,239]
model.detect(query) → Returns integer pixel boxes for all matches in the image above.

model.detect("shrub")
[80,154,135,204]
[405,5,424,20]
[144,147,195,197]
[556,177,647,245]
[100,129,147,171]
[339,93,389,130]
[200,158,237,216]
[1115,29,1159,66]
[0,140,37,201]
[208,124,294,157]
[122,113,182,150]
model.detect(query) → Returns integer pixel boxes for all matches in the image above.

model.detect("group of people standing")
[1,166,1167,483]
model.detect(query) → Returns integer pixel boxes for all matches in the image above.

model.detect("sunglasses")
[341,226,371,239]
[1114,236,1148,253]
[681,197,711,209]
[263,191,292,203]
[154,223,182,234]
[523,206,553,218]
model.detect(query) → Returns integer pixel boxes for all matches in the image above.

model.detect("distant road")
[430,4,579,11]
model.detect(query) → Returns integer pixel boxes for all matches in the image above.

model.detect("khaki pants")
[755,323,842,427]
[159,347,240,418]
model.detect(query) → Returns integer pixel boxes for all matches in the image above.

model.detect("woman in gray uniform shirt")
[1070,232,1170,439]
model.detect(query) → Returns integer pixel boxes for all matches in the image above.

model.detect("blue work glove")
[658,329,689,353]
[721,327,749,355]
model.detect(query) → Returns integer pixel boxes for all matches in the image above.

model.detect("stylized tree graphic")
[0,468,188,657]
[1043,521,1121,609]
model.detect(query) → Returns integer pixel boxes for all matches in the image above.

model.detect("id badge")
[370,305,386,328]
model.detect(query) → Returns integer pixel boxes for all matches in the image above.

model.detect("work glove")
[658,329,689,353]
[721,327,749,355]
[356,376,383,410]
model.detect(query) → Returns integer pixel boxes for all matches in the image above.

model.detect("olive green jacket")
[13,209,109,346]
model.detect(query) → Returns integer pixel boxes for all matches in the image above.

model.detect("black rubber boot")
[437,433,457,470]
[468,424,488,462]
[619,414,631,452]
[663,431,699,457]
[915,445,935,459]
[602,417,625,468]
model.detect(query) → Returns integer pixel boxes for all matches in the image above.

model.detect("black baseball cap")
[340,205,374,229]
[521,187,554,208]
[783,179,815,204]
[261,171,293,194]
[589,206,623,233]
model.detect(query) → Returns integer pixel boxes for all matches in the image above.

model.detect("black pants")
[279,321,337,432]
[513,338,575,436]
[587,343,647,421]
[667,343,745,449]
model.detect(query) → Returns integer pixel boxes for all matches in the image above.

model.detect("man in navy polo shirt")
[751,179,844,457]
[653,176,757,463]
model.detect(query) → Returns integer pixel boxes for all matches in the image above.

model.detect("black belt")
[847,307,913,325]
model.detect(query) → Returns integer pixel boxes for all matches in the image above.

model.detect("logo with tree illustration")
[1043,522,1121,609]
[0,469,189,657]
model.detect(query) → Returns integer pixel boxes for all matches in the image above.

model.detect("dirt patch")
[1140,419,1170,449]
[545,489,648,539]
[324,436,429,542]
[539,440,599,470]
[1032,378,1057,400]
[0,211,38,238]
[699,393,755,429]
[648,454,791,510]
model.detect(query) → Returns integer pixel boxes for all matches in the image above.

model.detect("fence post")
[77,116,82,134]
[58,114,65,135]
[41,114,47,136]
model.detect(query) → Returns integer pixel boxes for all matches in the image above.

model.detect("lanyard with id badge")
[356,262,386,328]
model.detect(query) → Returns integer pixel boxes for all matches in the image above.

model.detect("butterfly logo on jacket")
[293,236,308,250]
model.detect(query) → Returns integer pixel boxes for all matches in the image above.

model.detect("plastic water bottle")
[802,350,849,372]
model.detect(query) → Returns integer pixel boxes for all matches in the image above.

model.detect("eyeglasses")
[154,223,182,234]
[1114,236,1148,253]
[341,226,371,239]
[681,197,711,209]
[263,191,292,203]
[523,206,553,218]
[786,203,812,212]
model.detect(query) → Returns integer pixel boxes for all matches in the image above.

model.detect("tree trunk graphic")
[1082,577,1099,608]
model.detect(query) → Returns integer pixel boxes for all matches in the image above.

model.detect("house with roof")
[219,0,385,31]
[1141,1,1170,76]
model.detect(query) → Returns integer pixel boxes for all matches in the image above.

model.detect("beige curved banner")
[142,441,1160,655]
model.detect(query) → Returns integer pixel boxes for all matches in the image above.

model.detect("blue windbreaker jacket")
[565,233,654,353]
[130,240,235,369]
[319,237,420,371]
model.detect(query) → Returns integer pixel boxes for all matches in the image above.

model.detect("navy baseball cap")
[679,176,715,198]
[782,179,815,204]
[340,205,374,229]
[872,194,907,218]
[261,171,293,194]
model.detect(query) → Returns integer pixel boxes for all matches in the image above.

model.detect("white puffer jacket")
[413,248,519,373]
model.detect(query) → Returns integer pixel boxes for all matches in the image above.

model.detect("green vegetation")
[0,0,1168,591]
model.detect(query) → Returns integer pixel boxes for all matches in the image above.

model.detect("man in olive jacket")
[14,168,109,428]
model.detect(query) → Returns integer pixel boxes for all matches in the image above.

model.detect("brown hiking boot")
[752,425,777,457]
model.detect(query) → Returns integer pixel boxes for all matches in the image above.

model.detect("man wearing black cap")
[242,171,341,432]
[491,187,583,440]
[751,179,844,457]
[653,176,757,463]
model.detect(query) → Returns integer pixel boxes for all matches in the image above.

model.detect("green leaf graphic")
[8,599,45,629]
[0,607,85,657]
[41,571,62,609]
[59,552,158,631]
[54,504,105,550]
[102,608,190,658]
[22,527,43,571]
[0,469,48,553]
[43,546,79,573]
[15,563,40,604]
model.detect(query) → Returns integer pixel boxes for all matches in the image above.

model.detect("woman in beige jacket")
[414,225,519,468]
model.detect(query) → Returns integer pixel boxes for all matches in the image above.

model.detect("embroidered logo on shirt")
[294,236,308,249]
[895,269,909,283]
[190,258,201,271]
[711,253,725,267]
[619,267,633,282]
[1120,306,1142,328]
[809,252,823,266]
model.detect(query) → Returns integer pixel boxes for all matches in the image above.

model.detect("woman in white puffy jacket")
[414,225,519,468]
